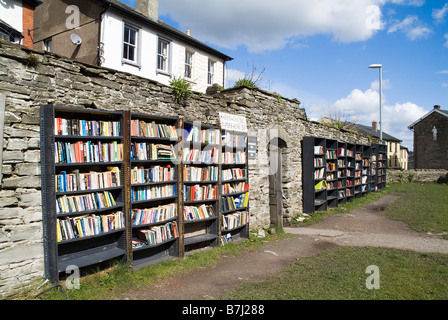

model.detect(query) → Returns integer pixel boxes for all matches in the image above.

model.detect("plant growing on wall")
[169,77,192,104]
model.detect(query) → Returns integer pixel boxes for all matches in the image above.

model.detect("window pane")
[129,29,136,45]
[124,27,130,43]
[128,46,135,61]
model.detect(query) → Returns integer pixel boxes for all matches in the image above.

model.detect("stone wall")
[0,41,372,297]
[387,169,448,183]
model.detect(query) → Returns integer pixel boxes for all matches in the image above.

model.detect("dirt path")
[118,193,448,300]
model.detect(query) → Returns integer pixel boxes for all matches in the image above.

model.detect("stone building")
[33,0,232,93]
[408,105,448,169]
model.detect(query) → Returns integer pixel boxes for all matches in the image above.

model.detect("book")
[222,211,249,231]
[131,165,175,184]
[55,141,123,164]
[54,118,120,137]
[131,184,176,201]
[184,165,219,182]
[130,120,177,139]
[132,203,177,226]
[183,204,216,222]
[134,221,179,247]
[183,184,218,201]
[55,167,121,192]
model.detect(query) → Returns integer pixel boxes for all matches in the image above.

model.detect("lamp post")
[369,64,383,142]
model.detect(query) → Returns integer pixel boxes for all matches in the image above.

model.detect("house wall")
[100,9,225,93]
[21,1,35,48]
[413,112,448,169]
[1,0,23,44]
[33,0,102,64]
[0,41,372,297]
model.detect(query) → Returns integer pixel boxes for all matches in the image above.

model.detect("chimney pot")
[136,0,159,21]
[434,105,441,110]
[186,29,191,36]
[372,121,378,132]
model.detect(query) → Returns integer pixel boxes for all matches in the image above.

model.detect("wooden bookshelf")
[220,129,249,244]
[129,112,180,269]
[181,120,220,254]
[40,105,128,282]
[303,136,386,214]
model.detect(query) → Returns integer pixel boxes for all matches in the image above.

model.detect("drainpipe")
[97,3,111,66]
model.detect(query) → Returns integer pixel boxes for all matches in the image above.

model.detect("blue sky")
[122,0,448,150]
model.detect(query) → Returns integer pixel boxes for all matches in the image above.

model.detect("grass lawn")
[382,183,448,239]
[219,246,448,300]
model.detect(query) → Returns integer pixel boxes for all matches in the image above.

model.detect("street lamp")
[369,64,383,142]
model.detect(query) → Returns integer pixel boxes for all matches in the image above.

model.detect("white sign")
[219,112,248,133]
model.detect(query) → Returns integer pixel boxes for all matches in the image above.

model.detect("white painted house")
[33,0,232,93]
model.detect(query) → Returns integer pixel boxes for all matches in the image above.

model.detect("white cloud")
[444,33,448,47]
[437,70,448,74]
[442,83,448,87]
[327,87,427,149]
[159,0,384,52]
[433,3,448,24]
[388,15,432,40]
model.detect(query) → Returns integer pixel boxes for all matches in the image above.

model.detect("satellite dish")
[70,34,82,45]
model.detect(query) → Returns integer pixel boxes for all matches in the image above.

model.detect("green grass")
[381,183,448,239]
[31,227,291,300]
[219,246,448,300]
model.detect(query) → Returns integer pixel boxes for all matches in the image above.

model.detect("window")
[157,38,170,73]
[44,38,52,52]
[0,31,9,41]
[185,50,193,79]
[207,60,215,85]
[123,25,138,62]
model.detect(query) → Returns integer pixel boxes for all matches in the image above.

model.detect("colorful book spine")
[133,221,179,248]
[131,184,176,201]
[54,118,120,137]
[222,211,249,231]
[130,120,178,139]
[183,184,218,201]
[131,165,175,184]
[56,191,117,214]
[55,167,121,192]
[55,141,123,164]
[132,203,177,226]
[183,204,216,221]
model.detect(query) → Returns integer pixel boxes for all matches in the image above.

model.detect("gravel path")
[119,192,448,300]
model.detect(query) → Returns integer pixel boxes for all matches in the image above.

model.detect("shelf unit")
[372,144,387,191]
[303,136,387,214]
[128,113,180,269]
[181,120,220,254]
[40,105,128,282]
[220,129,249,244]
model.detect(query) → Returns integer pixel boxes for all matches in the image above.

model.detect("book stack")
[55,141,124,163]
[130,120,177,139]
[182,148,219,164]
[221,193,249,212]
[183,204,216,221]
[56,211,125,242]
[326,150,337,159]
[314,158,324,167]
[221,182,249,195]
[183,184,218,201]
[314,168,324,180]
[185,126,220,145]
[130,143,177,160]
[314,146,324,154]
[131,165,175,184]
[222,168,246,181]
[131,203,177,226]
[56,191,117,214]
[222,132,247,148]
[134,221,179,248]
[55,167,121,192]
[131,184,176,201]
[184,166,218,182]
[222,151,247,164]
[222,211,249,231]
[54,118,120,137]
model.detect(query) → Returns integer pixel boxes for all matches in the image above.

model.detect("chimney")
[434,105,441,110]
[372,121,378,132]
[186,29,191,36]
[136,0,159,21]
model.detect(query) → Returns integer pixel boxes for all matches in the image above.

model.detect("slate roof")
[102,0,233,62]
[351,123,402,143]
[408,107,448,130]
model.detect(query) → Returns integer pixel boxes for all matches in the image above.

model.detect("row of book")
[222,193,249,212]
[222,168,246,181]
[130,119,178,139]
[131,165,175,185]
[314,168,324,180]
[131,203,177,226]
[55,141,124,164]
[222,211,249,231]
[183,165,218,182]
[54,117,121,137]
[56,191,117,214]
[131,142,177,161]
[314,146,324,154]
[56,211,125,242]
[326,150,337,159]
[222,182,249,195]
[131,184,176,201]
[222,133,247,148]
[222,151,247,165]
[55,167,121,193]
[184,126,220,145]
[183,184,218,202]
[132,221,179,249]
[182,147,219,164]
[183,204,216,222]
[314,158,324,167]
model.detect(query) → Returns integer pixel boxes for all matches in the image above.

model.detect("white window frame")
[0,31,9,41]
[157,36,171,76]
[207,59,215,85]
[185,50,193,79]
[122,23,140,67]
[44,38,52,52]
